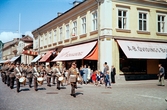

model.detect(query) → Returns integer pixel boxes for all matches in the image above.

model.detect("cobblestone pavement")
[0,78,167,110]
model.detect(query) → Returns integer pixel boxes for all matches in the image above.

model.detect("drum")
[37,77,44,85]
[58,76,64,81]
[19,77,26,83]
[19,77,26,85]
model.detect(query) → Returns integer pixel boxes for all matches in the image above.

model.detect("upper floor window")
[66,24,70,39]
[48,31,52,44]
[118,10,127,29]
[138,11,148,31]
[44,34,47,46]
[81,17,86,34]
[72,21,77,36]
[92,11,97,31]
[59,27,62,41]
[54,30,57,43]
[40,35,43,47]
[157,14,166,33]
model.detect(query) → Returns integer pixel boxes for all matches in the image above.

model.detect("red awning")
[84,44,98,60]
[22,50,38,56]
[39,50,53,62]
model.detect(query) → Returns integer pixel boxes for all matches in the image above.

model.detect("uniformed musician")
[67,62,81,97]
[14,62,22,93]
[6,63,11,86]
[55,64,62,90]
[51,64,57,85]
[45,64,52,87]
[8,63,15,89]
[26,64,33,88]
[33,63,40,91]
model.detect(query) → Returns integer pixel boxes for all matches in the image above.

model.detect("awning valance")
[31,55,41,63]
[10,56,20,62]
[117,40,167,59]
[52,41,97,62]
[22,50,38,56]
[39,50,53,62]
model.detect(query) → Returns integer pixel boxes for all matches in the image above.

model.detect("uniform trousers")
[47,77,51,86]
[34,77,38,91]
[52,75,56,84]
[16,78,20,92]
[10,77,15,89]
[28,77,33,88]
[71,82,77,95]
[56,77,61,90]
[3,73,7,84]
[6,75,10,86]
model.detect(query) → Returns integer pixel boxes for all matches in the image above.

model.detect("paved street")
[0,78,167,110]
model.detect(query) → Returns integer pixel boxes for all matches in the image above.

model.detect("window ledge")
[137,30,150,35]
[48,44,52,47]
[116,28,131,33]
[156,32,167,36]
[79,33,87,38]
[71,36,78,40]
[58,41,63,44]
[44,46,47,48]
[64,39,70,43]
[90,30,98,36]
[53,43,57,46]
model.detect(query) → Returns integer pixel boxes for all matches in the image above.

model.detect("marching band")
[0,61,82,98]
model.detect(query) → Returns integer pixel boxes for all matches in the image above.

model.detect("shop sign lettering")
[127,46,167,53]
[60,51,83,58]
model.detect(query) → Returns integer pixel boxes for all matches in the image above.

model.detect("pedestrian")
[83,65,88,84]
[87,65,91,83]
[111,65,116,83]
[103,62,109,85]
[91,70,97,85]
[105,71,111,88]
[158,64,165,86]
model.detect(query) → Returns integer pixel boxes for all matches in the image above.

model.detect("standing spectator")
[103,62,109,85]
[87,65,91,83]
[105,71,111,88]
[111,65,116,83]
[83,65,88,84]
[158,64,165,86]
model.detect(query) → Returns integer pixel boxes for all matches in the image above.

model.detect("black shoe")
[73,94,76,97]
[57,87,60,90]
[17,90,20,93]
[35,89,38,91]
[29,85,32,88]
[47,85,51,87]
[10,87,13,89]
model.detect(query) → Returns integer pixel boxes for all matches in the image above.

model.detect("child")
[105,71,111,88]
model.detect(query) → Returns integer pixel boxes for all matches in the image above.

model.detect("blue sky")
[0,0,76,43]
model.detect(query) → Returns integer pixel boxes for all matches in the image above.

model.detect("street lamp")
[95,0,103,70]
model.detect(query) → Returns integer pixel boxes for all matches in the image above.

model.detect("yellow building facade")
[32,0,167,80]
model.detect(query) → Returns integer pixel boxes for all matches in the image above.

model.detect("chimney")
[73,1,81,6]
[57,12,63,16]
[22,35,25,37]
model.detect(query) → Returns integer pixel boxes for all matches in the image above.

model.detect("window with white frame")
[118,9,127,29]
[35,37,39,48]
[81,17,86,34]
[59,27,62,41]
[54,29,57,43]
[72,21,77,36]
[48,31,52,44]
[66,24,70,39]
[138,11,148,31]
[44,34,47,46]
[157,14,166,33]
[92,11,97,31]
[40,35,43,47]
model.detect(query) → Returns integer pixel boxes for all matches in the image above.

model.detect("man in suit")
[111,65,116,83]
[67,62,80,97]
[103,62,109,85]
[158,64,165,86]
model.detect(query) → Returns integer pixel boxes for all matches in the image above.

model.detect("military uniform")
[33,65,40,91]
[9,64,15,89]
[45,65,52,87]
[68,63,80,97]
[14,64,22,93]
[26,65,33,88]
